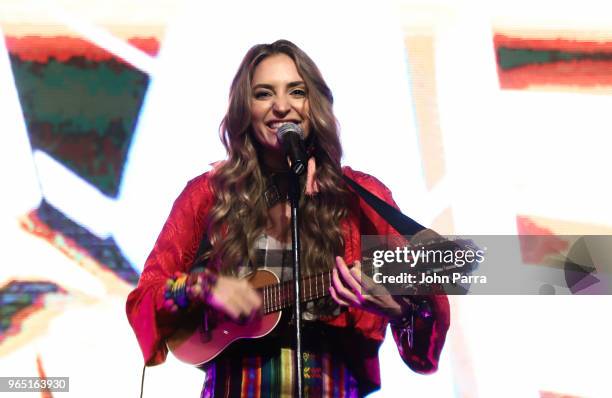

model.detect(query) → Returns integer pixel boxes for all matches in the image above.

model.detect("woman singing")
[126,39,450,397]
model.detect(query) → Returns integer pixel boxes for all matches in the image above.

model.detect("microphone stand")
[288,172,304,398]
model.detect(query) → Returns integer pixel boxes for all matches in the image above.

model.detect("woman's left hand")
[329,256,409,321]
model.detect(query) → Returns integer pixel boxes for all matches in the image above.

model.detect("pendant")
[264,183,283,208]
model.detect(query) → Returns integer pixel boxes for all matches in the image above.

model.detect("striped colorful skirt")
[200,324,362,398]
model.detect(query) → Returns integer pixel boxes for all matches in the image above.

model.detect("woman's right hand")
[206,275,262,323]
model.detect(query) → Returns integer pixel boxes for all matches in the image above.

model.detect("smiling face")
[250,53,311,152]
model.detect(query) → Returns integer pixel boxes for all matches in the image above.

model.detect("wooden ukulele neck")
[258,271,332,314]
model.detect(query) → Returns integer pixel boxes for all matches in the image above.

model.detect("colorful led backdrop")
[1,0,611,397]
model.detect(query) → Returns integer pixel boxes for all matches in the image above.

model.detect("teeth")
[268,122,295,129]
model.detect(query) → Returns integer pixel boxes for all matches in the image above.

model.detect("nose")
[272,94,290,115]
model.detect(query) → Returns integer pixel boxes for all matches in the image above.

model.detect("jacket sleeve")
[125,173,213,366]
[347,168,451,374]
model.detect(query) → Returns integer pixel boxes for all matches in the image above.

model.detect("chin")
[257,138,281,151]
[266,141,283,151]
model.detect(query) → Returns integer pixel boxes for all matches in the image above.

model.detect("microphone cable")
[139,364,146,398]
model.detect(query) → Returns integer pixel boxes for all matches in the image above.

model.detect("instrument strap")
[342,175,426,236]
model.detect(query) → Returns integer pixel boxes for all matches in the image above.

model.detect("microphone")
[276,123,307,176]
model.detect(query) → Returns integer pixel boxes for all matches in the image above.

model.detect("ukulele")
[167,240,478,366]
[166,268,332,366]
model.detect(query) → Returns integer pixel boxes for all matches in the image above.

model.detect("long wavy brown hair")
[207,39,349,276]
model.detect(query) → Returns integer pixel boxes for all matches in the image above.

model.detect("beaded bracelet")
[186,270,218,304]
[390,298,433,348]
[389,301,415,329]
[163,270,218,313]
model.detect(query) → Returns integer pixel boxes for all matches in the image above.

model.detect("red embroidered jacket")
[125,166,450,393]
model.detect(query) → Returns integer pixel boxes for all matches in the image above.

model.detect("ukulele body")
[167,269,282,366]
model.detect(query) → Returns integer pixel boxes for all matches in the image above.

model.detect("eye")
[254,90,271,99]
[291,88,307,97]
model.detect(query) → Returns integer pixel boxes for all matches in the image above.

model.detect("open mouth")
[265,120,301,130]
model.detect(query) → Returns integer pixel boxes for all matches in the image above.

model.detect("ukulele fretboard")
[258,271,332,314]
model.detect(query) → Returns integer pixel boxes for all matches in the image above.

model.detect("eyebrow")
[252,81,306,90]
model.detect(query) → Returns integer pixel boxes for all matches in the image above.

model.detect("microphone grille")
[276,123,304,142]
